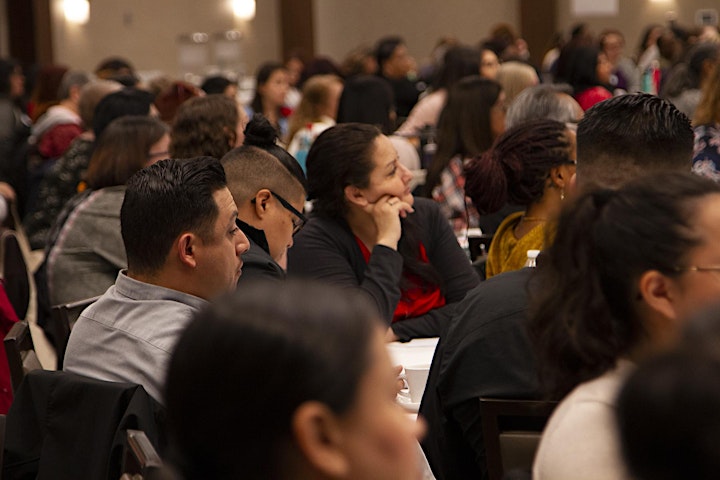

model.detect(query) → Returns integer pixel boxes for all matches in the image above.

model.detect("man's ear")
[344,184,368,208]
[176,233,198,268]
[253,189,273,219]
[291,401,350,478]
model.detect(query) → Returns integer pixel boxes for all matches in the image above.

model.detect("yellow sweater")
[486,211,549,278]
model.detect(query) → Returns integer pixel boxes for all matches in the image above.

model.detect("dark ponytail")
[529,173,720,399]
[465,119,572,214]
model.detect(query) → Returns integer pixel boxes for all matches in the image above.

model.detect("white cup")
[404,364,431,403]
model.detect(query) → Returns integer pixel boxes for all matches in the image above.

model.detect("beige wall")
[557,0,717,57]
[51,0,280,79]
[313,0,519,66]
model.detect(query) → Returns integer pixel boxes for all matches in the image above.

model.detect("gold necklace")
[521,216,547,222]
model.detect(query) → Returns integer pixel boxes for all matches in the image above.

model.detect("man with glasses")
[221,145,306,283]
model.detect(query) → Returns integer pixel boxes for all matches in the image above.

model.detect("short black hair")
[375,35,404,70]
[121,157,227,275]
[92,88,154,138]
[577,93,693,188]
[200,75,235,95]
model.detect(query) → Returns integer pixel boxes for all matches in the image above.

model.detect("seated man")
[420,93,695,480]
[221,145,306,281]
[63,157,249,402]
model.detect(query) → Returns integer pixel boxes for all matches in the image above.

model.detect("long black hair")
[528,172,720,399]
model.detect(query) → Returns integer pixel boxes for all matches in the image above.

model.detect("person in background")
[478,46,501,81]
[495,61,539,106]
[0,58,30,214]
[153,81,203,125]
[568,46,614,111]
[94,56,138,87]
[23,84,145,250]
[337,74,396,134]
[692,62,720,181]
[341,44,378,78]
[530,173,720,480]
[247,62,290,138]
[64,157,249,403]
[465,119,576,278]
[170,94,243,160]
[599,29,640,94]
[287,123,478,341]
[27,65,69,123]
[505,84,583,130]
[426,76,505,233]
[395,45,480,138]
[284,50,306,109]
[200,75,238,99]
[46,115,170,306]
[286,74,343,171]
[376,36,423,119]
[662,42,720,118]
[164,280,426,480]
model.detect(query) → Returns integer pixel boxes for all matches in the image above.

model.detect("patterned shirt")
[692,123,720,182]
[431,155,479,233]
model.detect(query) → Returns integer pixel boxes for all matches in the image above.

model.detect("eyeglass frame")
[674,266,720,275]
[250,190,307,235]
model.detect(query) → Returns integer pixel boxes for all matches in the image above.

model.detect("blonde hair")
[497,61,539,105]
[286,75,343,144]
[694,62,720,125]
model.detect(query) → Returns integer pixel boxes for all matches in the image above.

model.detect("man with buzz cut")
[420,93,695,480]
[64,157,249,403]
[221,145,306,282]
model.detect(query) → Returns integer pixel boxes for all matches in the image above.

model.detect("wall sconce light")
[63,0,90,24]
[232,0,256,20]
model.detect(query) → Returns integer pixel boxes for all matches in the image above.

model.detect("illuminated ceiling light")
[232,0,256,20]
[63,0,90,24]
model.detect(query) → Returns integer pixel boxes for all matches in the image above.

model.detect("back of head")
[496,61,539,105]
[243,113,306,190]
[92,88,153,139]
[0,58,19,96]
[57,70,90,100]
[121,157,226,276]
[577,93,693,189]
[165,279,380,480]
[566,46,601,93]
[221,145,305,206]
[153,81,202,124]
[287,74,343,143]
[306,123,381,219]
[336,74,394,134]
[375,35,404,71]
[434,45,481,91]
[94,56,138,86]
[529,172,720,399]
[618,347,720,480]
[77,80,123,129]
[201,75,235,95]
[505,84,581,129]
[85,115,168,189]
[465,119,573,214]
[169,94,239,159]
[428,75,502,194]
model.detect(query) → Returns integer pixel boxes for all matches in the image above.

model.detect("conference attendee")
[63,157,250,403]
[46,115,170,306]
[420,93,694,480]
[170,94,243,160]
[287,123,479,341]
[376,36,423,119]
[531,172,720,480]
[164,280,426,480]
[504,84,583,130]
[246,62,290,138]
[692,61,720,180]
[222,145,306,281]
[200,74,238,98]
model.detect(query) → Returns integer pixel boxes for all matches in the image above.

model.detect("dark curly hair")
[170,94,239,159]
[465,119,574,215]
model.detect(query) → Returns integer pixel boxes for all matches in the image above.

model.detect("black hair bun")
[243,113,277,147]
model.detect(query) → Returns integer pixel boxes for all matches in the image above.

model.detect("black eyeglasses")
[271,191,306,235]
